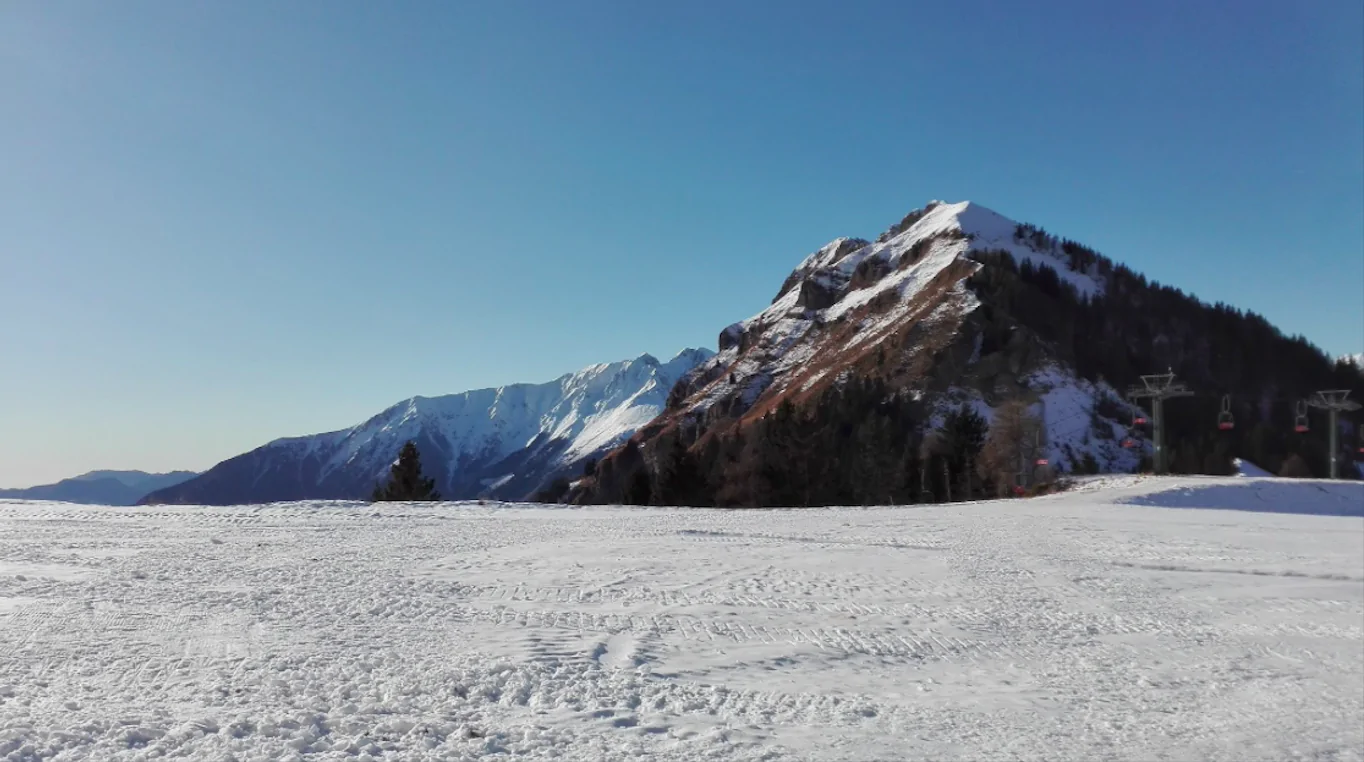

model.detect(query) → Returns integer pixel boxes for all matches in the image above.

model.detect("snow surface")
[2,477,1362,760]
[1122,477,1364,517]
[1234,458,1272,478]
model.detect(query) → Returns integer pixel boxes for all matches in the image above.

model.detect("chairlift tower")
[1307,391,1362,479]
[1127,370,1194,475]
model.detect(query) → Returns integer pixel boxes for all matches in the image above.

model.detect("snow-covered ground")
[1234,458,1272,478]
[1,477,1361,761]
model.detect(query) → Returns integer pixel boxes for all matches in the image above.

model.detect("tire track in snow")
[448,599,1147,666]
[445,581,1225,643]
[936,508,1364,758]
[675,528,950,551]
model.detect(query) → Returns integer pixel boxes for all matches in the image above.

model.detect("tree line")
[583,376,1077,508]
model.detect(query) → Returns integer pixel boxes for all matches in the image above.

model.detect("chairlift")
[1294,399,1309,433]
[1217,394,1234,431]
[1123,407,1144,449]
[1036,458,1049,466]
[1121,437,1136,449]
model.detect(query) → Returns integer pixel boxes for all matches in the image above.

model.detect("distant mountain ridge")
[0,470,199,506]
[140,349,713,505]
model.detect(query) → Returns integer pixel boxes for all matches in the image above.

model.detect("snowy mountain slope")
[927,365,1143,475]
[141,349,712,505]
[606,201,1133,481]
[679,202,989,421]
[674,201,1109,417]
[0,470,197,506]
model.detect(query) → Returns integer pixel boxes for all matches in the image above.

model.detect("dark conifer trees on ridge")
[371,441,441,502]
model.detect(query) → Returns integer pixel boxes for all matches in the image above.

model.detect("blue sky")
[2,0,1361,486]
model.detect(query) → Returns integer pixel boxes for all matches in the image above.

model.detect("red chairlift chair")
[1217,395,1234,431]
[1294,400,1309,434]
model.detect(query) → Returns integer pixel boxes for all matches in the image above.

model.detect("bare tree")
[978,400,1044,496]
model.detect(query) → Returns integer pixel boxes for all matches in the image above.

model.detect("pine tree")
[1078,451,1100,476]
[371,441,441,501]
[625,467,653,506]
[919,432,945,502]
[940,406,988,499]
[850,414,898,505]
[655,432,706,506]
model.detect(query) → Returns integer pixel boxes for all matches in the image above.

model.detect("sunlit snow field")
[1,476,1361,760]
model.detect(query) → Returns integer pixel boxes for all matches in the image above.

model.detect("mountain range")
[44,198,1360,508]
[140,349,712,505]
[0,470,199,506]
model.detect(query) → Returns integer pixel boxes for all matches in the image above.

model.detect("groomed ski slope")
[1,477,1361,761]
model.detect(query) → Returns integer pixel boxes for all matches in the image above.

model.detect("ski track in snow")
[0,479,1361,761]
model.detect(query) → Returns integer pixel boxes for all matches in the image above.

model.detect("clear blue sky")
[2,0,1361,487]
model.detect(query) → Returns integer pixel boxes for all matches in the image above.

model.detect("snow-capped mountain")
[141,349,713,505]
[0,470,198,506]
[653,200,1134,470]
[579,199,1358,504]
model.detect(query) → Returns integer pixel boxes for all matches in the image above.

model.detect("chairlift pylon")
[1217,394,1234,431]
